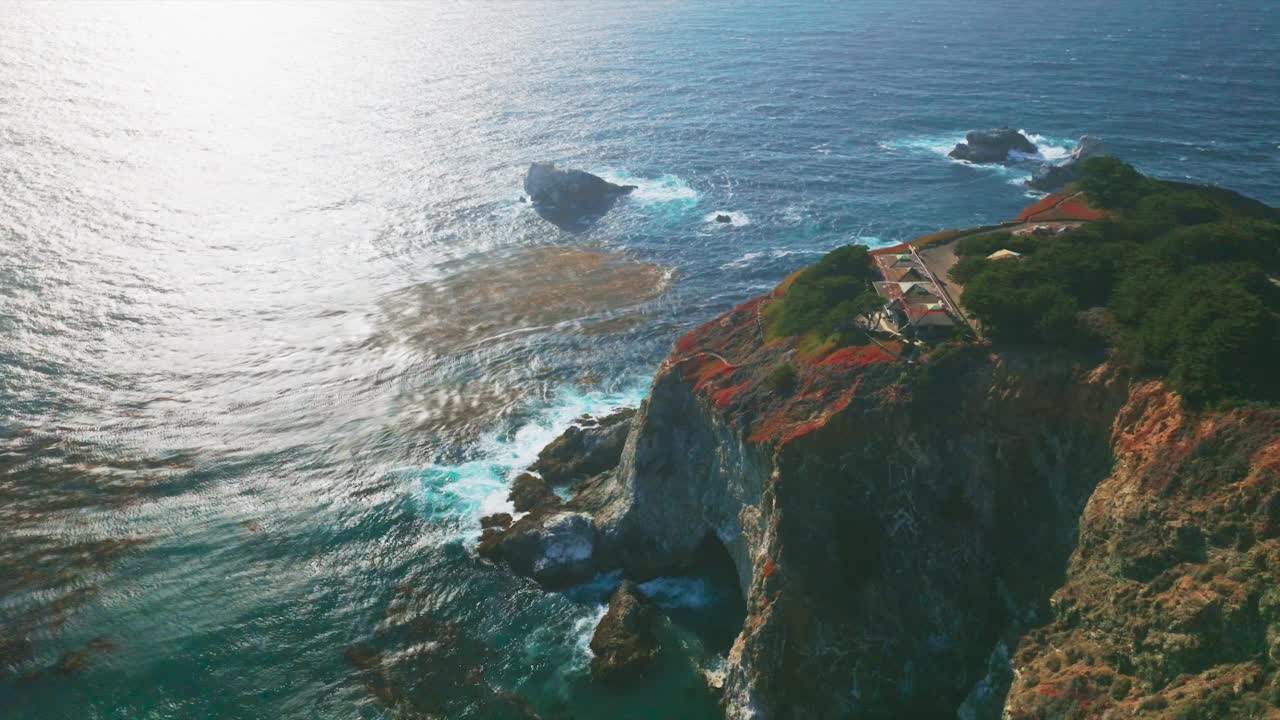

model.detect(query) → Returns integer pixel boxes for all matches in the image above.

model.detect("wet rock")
[1027,134,1109,192]
[524,163,637,230]
[479,511,598,588]
[480,513,513,530]
[715,214,732,223]
[508,474,561,514]
[949,128,1037,163]
[590,581,660,684]
[529,408,635,486]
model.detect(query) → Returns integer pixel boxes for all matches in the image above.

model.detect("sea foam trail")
[880,131,1075,168]
[594,168,700,207]
[407,379,651,540]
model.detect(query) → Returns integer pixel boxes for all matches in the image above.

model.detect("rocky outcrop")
[530,408,635,485]
[479,194,1277,716]
[589,293,1277,718]
[523,163,637,230]
[949,128,1037,163]
[477,410,636,588]
[1002,383,1280,719]
[479,510,597,588]
[486,294,1276,718]
[589,581,661,683]
[1027,134,1108,192]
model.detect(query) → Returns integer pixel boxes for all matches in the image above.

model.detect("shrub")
[957,162,1280,405]
[1079,156,1154,209]
[767,244,881,339]
[948,255,988,284]
[767,363,798,395]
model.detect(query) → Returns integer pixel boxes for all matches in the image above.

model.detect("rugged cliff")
[480,233,1279,719]
[587,290,1278,718]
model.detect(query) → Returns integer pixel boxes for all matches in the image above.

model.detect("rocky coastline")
[477,193,1280,718]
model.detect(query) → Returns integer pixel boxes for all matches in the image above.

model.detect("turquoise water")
[1,1,1277,717]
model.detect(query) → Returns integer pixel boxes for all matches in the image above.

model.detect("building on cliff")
[871,251,958,334]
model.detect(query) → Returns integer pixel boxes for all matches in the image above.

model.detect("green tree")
[1080,156,1152,209]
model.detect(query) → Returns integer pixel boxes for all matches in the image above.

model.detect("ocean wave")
[406,380,651,538]
[637,576,720,609]
[594,168,700,207]
[720,239,880,269]
[568,603,610,671]
[881,130,1076,167]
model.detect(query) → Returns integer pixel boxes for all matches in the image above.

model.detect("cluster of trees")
[765,244,882,341]
[953,157,1280,405]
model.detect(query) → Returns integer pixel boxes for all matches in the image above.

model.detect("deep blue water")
[1,1,1277,718]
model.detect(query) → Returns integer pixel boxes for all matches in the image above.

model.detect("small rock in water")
[509,473,561,514]
[590,581,660,684]
[715,214,733,223]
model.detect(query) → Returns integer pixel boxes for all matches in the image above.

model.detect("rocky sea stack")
[523,162,637,230]
[948,127,1037,163]
[589,581,661,684]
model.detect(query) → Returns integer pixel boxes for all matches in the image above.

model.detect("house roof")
[905,307,956,326]
[882,267,928,283]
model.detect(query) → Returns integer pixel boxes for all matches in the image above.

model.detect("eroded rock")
[948,128,1037,163]
[590,581,660,684]
[508,474,560,514]
[529,408,635,486]
[479,511,598,588]
[524,163,637,230]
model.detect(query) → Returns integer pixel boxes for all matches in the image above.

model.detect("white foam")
[594,168,700,206]
[720,240,881,270]
[704,210,751,227]
[882,131,1076,167]
[1021,132,1074,162]
[569,603,609,671]
[638,576,719,609]
[406,379,651,540]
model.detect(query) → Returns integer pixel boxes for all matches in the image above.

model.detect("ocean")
[1,1,1277,717]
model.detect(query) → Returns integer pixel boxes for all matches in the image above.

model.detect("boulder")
[508,473,561,514]
[1026,135,1109,192]
[480,513,512,530]
[529,408,635,486]
[478,511,598,588]
[715,214,732,223]
[948,128,1037,163]
[589,581,660,684]
[523,163,637,230]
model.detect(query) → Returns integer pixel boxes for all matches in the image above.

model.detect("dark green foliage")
[1129,267,1280,404]
[948,255,988,284]
[954,231,1041,258]
[767,244,881,339]
[766,363,798,395]
[960,162,1280,405]
[1079,156,1155,209]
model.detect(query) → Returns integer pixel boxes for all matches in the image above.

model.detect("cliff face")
[582,288,1279,718]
